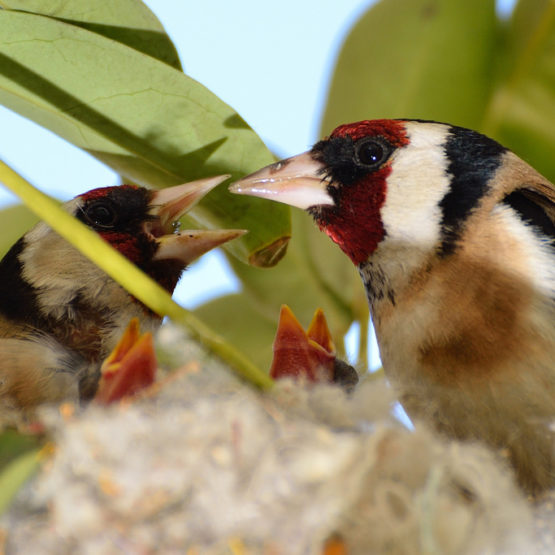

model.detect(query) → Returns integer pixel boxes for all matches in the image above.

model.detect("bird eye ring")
[354,137,390,168]
[82,200,118,229]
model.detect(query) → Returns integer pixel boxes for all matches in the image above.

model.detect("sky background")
[0,0,516,367]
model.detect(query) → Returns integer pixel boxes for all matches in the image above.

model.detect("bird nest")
[2,324,553,554]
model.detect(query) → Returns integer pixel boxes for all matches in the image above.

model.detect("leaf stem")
[0,159,273,390]
[357,311,369,369]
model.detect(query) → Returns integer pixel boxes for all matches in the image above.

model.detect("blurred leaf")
[0,448,40,515]
[194,293,278,371]
[0,204,39,258]
[294,210,367,319]
[227,211,362,355]
[0,9,289,266]
[483,0,555,181]
[0,0,182,69]
[320,0,554,181]
[0,429,43,468]
[321,0,497,134]
[195,212,366,366]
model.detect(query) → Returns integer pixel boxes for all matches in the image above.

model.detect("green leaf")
[320,0,497,134]
[294,210,367,319]
[0,9,290,266]
[0,448,41,515]
[0,429,43,468]
[0,203,39,258]
[483,0,555,181]
[0,0,182,69]
[227,211,363,357]
[194,294,278,372]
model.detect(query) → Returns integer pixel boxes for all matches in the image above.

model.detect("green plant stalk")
[357,311,369,370]
[0,159,273,390]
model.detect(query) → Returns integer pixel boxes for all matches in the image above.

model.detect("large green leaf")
[194,293,278,372]
[226,211,363,356]
[0,9,289,266]
[483,0,555,181]
[320,0,554,180]
[320,0,497,135]
[0,0,182,69]
[294,210,367,320]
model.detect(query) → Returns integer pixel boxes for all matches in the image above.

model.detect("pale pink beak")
[147,175,246,265]
[229,153,334,209]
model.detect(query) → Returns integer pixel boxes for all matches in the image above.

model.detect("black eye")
[83,200,118,229]
[354,138,389,168]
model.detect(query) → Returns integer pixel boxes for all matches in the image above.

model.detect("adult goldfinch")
[0,176,243,422]
[231,119,555,494]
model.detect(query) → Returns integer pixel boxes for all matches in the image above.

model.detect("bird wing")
[499,156,555,242]
[0,335,81,426]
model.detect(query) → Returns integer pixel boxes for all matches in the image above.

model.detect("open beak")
[270,305,335,382]
[270,305,359,391]
[228,152,334,209]
[147,175,246,264]
[95,318,157,405]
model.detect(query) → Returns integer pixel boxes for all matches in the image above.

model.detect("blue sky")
[0,0,516,367]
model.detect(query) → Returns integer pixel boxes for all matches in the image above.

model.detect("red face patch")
[79,184,141,202]
[98,231,147,265]
[330,119,409,148]
[311,120,409,265]
[315,165,392,265]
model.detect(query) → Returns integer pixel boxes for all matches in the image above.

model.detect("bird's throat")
[312,170,389,266]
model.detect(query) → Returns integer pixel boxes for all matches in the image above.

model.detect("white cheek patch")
[494,203,555,298]
[379,123,452,252]
[23,220,51,243]
[20,198,84,289]
[19,198,114,319]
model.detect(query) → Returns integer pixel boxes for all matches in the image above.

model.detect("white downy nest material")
[3,324,554,554]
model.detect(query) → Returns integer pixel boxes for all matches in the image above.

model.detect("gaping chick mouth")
[147,176,246,265]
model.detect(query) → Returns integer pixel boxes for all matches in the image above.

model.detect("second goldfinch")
[231,119,555,494]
